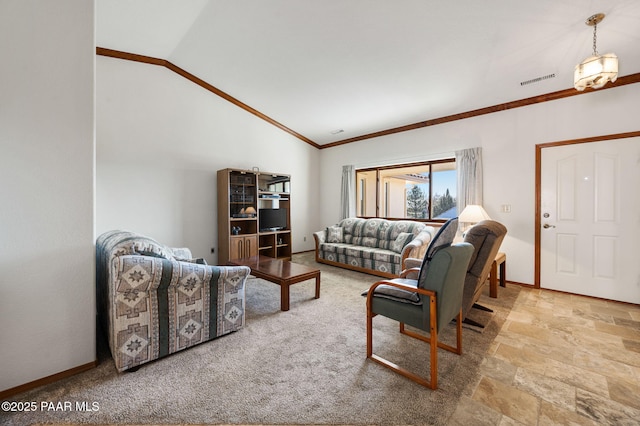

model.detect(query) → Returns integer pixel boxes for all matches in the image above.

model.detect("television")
[259,208,287,231]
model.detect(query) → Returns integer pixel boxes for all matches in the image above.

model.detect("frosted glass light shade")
[574,53,618,91]
[459,204,491,224]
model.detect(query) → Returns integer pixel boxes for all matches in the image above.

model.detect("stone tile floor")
[449,286,640,426]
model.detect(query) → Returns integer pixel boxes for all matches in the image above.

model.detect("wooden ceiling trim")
[96,47,166,66]
[96,47,320,149]
[96,46,639,151]
[321,72,640,149]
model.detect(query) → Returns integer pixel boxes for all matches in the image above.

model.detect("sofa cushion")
[319,242,350,255]
[340,217,366,239]
[345,245,377,259]
[362,218,385,238]
[361,237,378,248]
[391,232,414,253]
[320,243,402,272]
[384,220,425,240]
[326,225,343,243]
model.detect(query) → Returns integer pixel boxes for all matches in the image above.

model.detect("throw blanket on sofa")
[96,230,250,372]
[314,218,434,278]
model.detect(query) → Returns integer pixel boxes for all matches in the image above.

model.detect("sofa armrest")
[171,247,193,260]
[313,230,326,262]
[399,266,421,279]
[174,261,250,294]
[403,258,422,269]
[107,255,250,293]
[401,258,422,279]
[400,227,435,267]
[313,230,326,245]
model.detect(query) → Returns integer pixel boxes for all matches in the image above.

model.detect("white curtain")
[455,147,483,212]
[340,165,356,220]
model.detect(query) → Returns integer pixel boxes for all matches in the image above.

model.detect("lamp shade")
[458,205,491,224]
[574,53,618,91]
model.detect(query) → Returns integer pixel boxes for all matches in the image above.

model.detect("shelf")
[259,191,288,196]
[259,229,290,235]
[219,168,291,264]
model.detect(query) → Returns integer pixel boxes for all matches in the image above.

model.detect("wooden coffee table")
[228,255,321,311]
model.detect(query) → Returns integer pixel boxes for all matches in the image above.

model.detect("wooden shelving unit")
[217,168,291,264]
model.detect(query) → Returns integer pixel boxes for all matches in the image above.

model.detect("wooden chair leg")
[369,353,434,388]
[366,310,374,358]
[367,296,463,389]
[455,309,462,355]
[429,296,438,389]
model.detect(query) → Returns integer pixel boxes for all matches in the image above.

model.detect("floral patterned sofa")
[96,230,250,372]
[313,218,435,278]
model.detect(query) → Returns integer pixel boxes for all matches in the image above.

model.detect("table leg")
[500,262,506,287]
[314,273,321,299]
[489,262,498,298]
[281,283,290,311]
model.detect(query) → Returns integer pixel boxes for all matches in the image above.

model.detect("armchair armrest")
[366,280,436,310]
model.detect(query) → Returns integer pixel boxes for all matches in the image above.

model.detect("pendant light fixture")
[574,13,618,91]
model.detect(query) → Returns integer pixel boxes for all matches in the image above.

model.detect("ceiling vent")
[520,73,556,86]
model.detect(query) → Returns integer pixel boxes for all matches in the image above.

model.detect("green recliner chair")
[365,242,474,389]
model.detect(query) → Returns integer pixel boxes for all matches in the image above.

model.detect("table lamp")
[458,204,491,234]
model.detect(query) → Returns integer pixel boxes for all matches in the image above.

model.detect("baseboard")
[0,360,97,399]
[292,249,315,255]
[504,280,533,287]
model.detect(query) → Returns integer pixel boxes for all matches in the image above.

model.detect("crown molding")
[96,47,640,151]
[321,73,640,149]
[96,47,320,149]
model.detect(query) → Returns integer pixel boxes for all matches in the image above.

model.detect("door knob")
[543,224,556,229]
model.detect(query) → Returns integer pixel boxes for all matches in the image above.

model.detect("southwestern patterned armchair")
[96,230,250,372]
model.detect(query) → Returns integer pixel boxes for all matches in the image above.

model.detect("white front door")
[540,137,640,304]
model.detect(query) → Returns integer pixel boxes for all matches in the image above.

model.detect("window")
[355,159,457,221]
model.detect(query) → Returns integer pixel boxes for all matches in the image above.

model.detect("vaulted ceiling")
[97,0,640,146]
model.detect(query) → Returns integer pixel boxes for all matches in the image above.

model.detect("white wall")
[319,84,640,285]
[96,57,321,261]
[0,0,95,392]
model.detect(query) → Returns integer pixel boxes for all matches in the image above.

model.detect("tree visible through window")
[355,159,457,221]
[406,185,428,219]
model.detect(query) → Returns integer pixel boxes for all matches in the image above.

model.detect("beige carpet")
[2,252,519,426]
